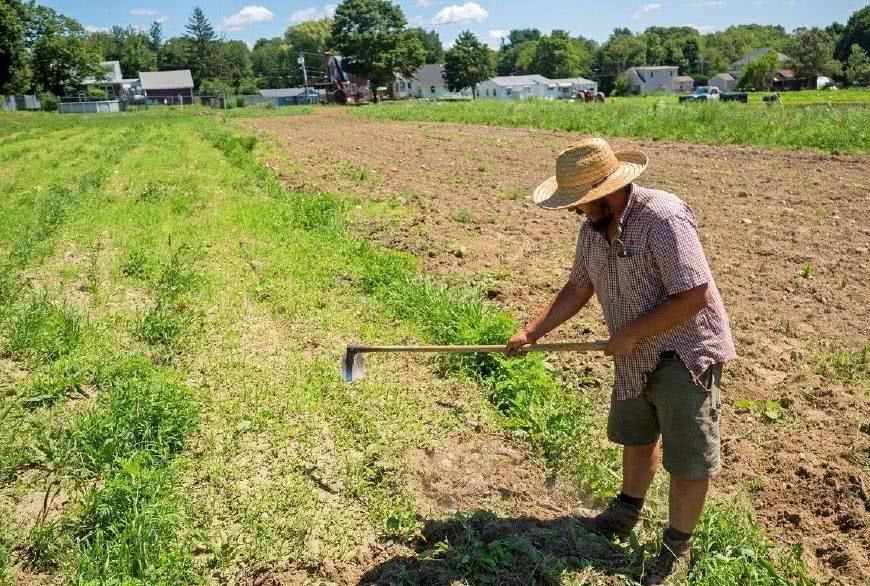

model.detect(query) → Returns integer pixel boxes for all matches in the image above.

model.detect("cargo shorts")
[607,352,722,480]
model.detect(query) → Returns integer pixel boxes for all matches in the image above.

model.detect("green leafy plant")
[800,263,813,279]
[453,208,473,224]
[813,345,869,383]
[735,399,786,422]
[5,296,83,367]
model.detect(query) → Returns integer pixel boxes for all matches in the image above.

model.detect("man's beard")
[587,200,613,234]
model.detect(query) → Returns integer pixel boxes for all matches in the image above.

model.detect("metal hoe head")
[341,346,366,383]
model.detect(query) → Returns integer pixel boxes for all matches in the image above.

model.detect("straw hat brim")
[533,150,649,210]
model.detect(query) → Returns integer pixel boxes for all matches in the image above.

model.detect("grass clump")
[66,456,195,584]
[63,375,197,474]
[121,247,152,280]
[4,295,83,367]
[813,345,869,384]
[689,503,814,585]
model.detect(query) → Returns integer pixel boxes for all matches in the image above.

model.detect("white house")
[624,66,679,94]
[730,48,791,80]
[708,72,737,92]
[392,65,473,99]
[81,60,140,96]
[672,75,694,93]
[477,75,597,100]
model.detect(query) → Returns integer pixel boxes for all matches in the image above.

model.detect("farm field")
[355,96,870,153]
[0,107,867,586]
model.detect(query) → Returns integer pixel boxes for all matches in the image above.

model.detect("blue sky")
[44,0,868,48]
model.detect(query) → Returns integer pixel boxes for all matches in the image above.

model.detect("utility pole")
[298,53,310,104]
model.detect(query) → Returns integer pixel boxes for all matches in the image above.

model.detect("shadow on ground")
[357,511,645,585]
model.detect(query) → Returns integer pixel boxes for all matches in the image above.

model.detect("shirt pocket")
[614,253,650,302]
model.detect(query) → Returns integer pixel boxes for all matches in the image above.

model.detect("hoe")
[341,340,608,383]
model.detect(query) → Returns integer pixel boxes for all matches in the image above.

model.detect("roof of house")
[138,70,194,90]
[413,64,447,86]
[731,48,791,68]
[674,75,694,82]
[711,73,735,80]
[82,61,123,85]
[549,77,596,86]
[775,69,795,79]
[486,75,551,87]
[258,87,314,97]
[633,65,679,71]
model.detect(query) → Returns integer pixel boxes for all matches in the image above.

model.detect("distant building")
[257,87,320,105]
[81,61,139,96]
[477,74,597,100]
[730,48,791,80]
[138,70,194,104]
[624,66,679,94]
[672,75,695,93]
[708,73,737,92]
[402,64,472,99]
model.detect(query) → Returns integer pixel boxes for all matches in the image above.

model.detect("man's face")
[574,198,613,233]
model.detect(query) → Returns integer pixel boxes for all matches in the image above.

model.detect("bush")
[236,95,246,108]
[5,296,83,367]
[40,94,58,112]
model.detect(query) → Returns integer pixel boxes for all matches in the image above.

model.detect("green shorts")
[607,353,722,480]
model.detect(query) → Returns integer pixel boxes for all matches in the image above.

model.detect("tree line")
[1,0,869,98]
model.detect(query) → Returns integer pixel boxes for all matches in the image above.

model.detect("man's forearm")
[524,282,594,341]
[626,284,709,340]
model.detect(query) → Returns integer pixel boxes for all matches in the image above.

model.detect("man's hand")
[606,327,640,357]
[506,329,537,357]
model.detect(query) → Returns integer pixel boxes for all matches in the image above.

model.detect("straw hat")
[533,138,648,210]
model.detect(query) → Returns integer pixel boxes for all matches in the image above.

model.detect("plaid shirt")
[570,184,736,400]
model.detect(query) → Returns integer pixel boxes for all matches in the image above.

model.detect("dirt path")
[244,108,870,582]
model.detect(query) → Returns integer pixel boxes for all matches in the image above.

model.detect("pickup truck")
[678,86,748,103]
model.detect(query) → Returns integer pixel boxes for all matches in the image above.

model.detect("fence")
[1,95,41,112]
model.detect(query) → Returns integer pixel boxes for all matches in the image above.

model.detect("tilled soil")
[244,108,870,583]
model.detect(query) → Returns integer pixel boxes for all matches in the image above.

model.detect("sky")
[44,0,868,48]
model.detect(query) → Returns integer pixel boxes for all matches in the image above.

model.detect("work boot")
[641,530,693,585]
[579,497,642,541]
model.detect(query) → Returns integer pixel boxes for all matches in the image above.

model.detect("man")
[506,138,735,585]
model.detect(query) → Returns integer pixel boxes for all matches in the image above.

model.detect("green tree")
[737,49,778,90]
[846,43,870,85]
[444,30,494,98]
[331,0,423,101]
[496,28,542,75]
[530,30,592,78]
[0,0,27,93]
[159,37,193,72]
[216,40,253,91]
[835,5,870,62]
[786,27,841,79]
[595,31,646,93]
[508,29,541,45]
[23,5,100,94]
[112,26,157,76]
[149,21,162,54]
[185,6,216,86]
[252,37,295,88]
[409,27,443,63]
[285,18,332,55]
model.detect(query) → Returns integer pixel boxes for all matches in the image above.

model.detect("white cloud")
[155,15,168,24]
[410,15,426,25]
[687,0,725,6]
[417,0,432,6]
[130,8,158,16]
[223,5,274,31]
[289,5,335,23]
[632,3,661,19]
[85,25,109,33]
[684,23,718,33]
[487,29,507,48]
[432,2,488,26]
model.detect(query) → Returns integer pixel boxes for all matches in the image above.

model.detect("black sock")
[665,526,693,542]
[616,492,645,511]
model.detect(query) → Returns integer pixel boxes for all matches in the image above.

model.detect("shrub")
[5,296,83,367]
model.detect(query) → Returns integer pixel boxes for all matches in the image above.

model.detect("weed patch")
[4,295,83,367]
[813,345,869,384]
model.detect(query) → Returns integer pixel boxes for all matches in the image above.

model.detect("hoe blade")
[341,346,366,383]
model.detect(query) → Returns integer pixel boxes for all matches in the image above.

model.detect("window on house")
[431,86,436,94]
[506,88,512,96]
[650,71,654,78]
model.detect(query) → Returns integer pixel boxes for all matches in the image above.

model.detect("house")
[624,66,679,94]
[477,74,597,100]
[408,64,472,99]
[138,70,194,104]
[772,69,805,91]
[256,87,320,105]
[708,73,736,92]
[730,48,790,80]
[81,61,139,97]
[672,75,695,93]
[392,73,413,99]
[547,77,598,98]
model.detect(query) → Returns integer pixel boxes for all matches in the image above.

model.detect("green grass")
[355,98,870,153]
[0,109,818,585]
[812,345,870,384]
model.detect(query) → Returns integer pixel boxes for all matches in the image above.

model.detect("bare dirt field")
[244,108,870,583]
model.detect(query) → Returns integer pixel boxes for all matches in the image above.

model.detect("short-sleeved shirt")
[570,184,736,400]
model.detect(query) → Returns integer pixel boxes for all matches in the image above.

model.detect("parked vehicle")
[679,86,748,103]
